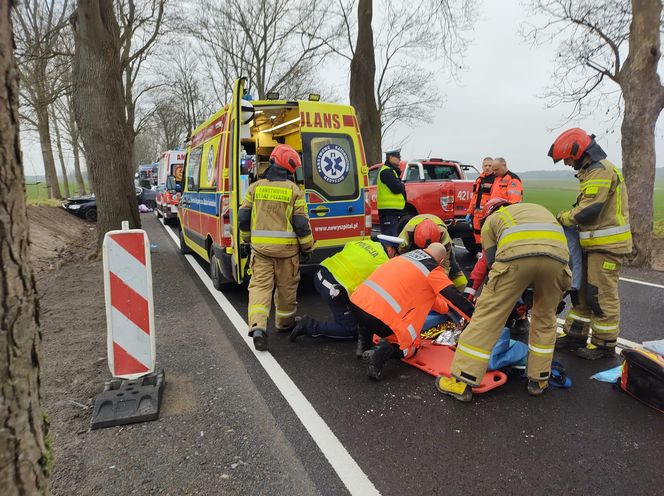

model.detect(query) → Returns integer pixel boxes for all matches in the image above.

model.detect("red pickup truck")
[369,158,480,253]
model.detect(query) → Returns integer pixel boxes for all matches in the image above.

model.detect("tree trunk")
[72,0,140,249]
[72,139,86,196]
[619,0,664,267]
[52,111,71,198]
[35,105,62,199]
[0,3,50,494]
[349,0,382,165]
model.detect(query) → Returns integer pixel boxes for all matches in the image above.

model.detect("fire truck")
[178,78,372,289]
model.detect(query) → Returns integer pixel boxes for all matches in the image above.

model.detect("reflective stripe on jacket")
[320,240,388,294]
[377,165,406,210]
[559,160,631,254]
[239,178,313,258]
[350,249,454,352]
[481,203,569,265]
[490,170,523,204]
[467,172,496,215]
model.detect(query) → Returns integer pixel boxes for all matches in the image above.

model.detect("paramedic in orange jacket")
[465,157,496,244]
[350,243,475,381]
[490,157,523,204]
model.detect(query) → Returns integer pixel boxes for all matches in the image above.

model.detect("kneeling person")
[350,243,475,381]
[290,237,400,344]
[437,200,571,401]
[398,214,467,290]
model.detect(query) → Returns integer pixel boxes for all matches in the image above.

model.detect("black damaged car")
[63,187,150,222]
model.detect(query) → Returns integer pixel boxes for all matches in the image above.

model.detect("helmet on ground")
[414,219,440,249]
[481,198,511,222]
[548,128,593,163]
[270,144,302,173]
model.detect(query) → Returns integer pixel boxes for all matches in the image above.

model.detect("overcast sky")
[21,1,664,177]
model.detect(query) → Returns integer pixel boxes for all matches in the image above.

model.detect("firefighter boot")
[251,328,268,352]
[527,380,548,396]
[289,316,309,342]
[575,343,616,360]
[362,339,399,381]
[435,376,473,402]
[555,332,586,351]
[355,328,373,358]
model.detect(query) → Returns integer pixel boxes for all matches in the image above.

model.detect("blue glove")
[464,214,472,224]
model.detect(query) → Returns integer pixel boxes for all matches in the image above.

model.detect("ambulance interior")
[241,105,302,183]
[241,103,359,201]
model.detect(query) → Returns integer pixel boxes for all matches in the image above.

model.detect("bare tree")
[331,0,475,163]
[191,0,337,103]
[0,2,50,494]
[525,0,664,267]
[117,0,168,167]
[72,0,140,248]
[14,0,71,199]
[51,106,71,197]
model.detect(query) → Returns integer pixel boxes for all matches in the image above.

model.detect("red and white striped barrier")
[102,223,156,379]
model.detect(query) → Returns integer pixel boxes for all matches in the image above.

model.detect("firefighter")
[436,200,571,401]
[549,128,632,359]
[465,157,496,244]
[289,236,401,350]
[350,243,475,381]
[397,214,468,290]
[377,148,407,236]
[490,157,523,204]
[238,144,314,351]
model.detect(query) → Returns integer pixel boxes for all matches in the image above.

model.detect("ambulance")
[178,78,371,288]
[155,150,185,223]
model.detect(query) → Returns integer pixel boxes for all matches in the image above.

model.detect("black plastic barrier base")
[91,370,165,430]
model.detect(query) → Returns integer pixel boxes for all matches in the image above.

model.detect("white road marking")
[618,277,664,290]
[159,220,380,496]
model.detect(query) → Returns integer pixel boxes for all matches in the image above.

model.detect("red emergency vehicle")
[155,150,185,224]
[368,158,478,252]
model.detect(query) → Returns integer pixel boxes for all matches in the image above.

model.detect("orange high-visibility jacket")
[490,170,523,204]
[350,249,473,355]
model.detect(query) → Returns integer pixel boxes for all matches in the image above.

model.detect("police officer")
[549,128,632,359]
[397,214,467,290]
[239,144,314,351]
[465,156,496,244]
[490,157,523,204]
[436,200,571,401]
[377,148,407,236]
[350,243,475,381]
[289,236,400,350]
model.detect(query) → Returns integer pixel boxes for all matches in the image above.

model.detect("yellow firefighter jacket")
[482,203,569,268]
[238,167,314,258]
[558,159,632,255]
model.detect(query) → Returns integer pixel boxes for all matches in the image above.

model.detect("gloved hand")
[301,250,313,263]
[240,244,251,258]
[556,211,573,227]
[464,214,472,224]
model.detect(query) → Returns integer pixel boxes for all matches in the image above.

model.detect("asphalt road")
[154,216,664,495]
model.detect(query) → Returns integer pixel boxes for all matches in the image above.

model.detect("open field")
[25,182,89,204]
[523,178,664,222]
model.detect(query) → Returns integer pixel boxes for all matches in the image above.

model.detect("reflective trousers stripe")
[248,305,269,317]
[456,343,491,362]
[568,312,591,323]
[276,308,296,318]
[528,343,554,356]
[592,322,619,331]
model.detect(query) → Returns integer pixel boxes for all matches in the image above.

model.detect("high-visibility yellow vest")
[483,203,569,264]
[376,165,405,210]
[321,240,388,294]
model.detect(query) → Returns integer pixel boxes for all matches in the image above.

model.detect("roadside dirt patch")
[28,205,96,274]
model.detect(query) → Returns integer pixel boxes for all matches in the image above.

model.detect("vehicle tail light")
[363,189,372,231]
[221,195,231,245]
